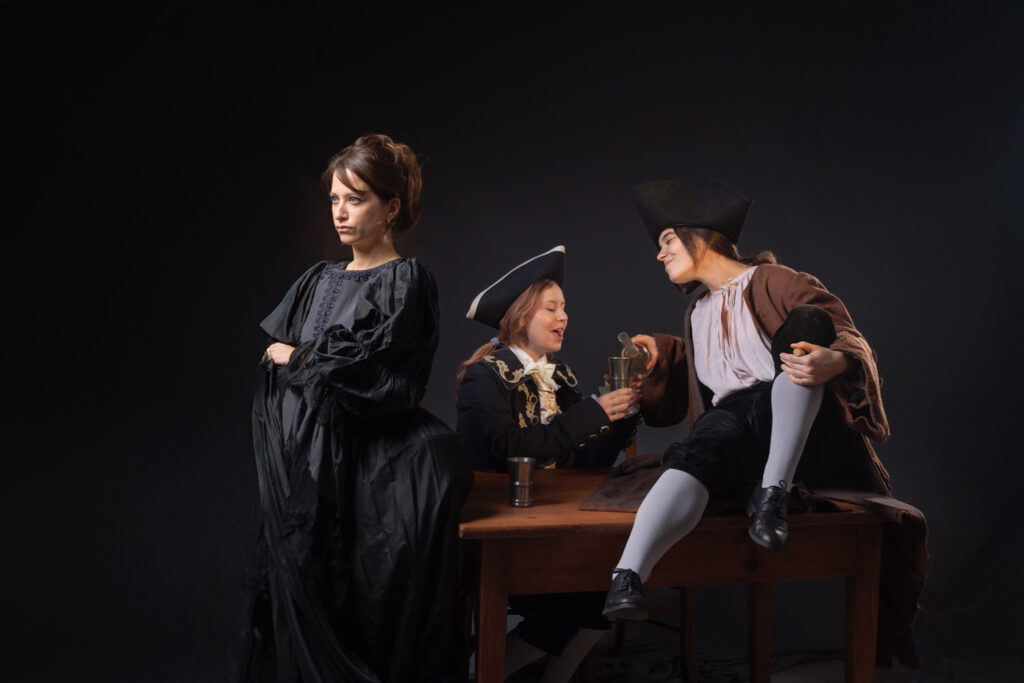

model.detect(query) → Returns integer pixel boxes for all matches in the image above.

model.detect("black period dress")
[246,259,473,683]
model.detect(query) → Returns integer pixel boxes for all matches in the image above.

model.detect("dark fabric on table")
[808,489,930,668]
[580,467,929,667]
[233,259,474,683]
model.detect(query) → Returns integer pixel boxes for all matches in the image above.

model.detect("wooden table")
[458,468,884,683]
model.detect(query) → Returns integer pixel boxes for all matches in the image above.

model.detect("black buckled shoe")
[746,482,790,551]
[602,568,648,621]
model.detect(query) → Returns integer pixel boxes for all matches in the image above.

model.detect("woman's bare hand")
[597,387,636,422]
[780,342,851,386]
[631,334,658,371]
[266,342,295,366]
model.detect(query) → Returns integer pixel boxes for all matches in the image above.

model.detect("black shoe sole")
[602,603,649,621]
[748,525,787,551]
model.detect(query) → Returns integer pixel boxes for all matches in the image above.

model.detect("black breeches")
[662,305,864,503]
[509,591,610,656]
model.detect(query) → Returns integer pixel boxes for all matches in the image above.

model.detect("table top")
[458,468,880,540]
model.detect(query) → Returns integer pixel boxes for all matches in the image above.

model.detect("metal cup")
[608,356,632,390]
[608,356,638,416]
[508,457,536,507]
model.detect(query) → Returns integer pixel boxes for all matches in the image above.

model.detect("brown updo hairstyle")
[672,227,776,294]
[455,279,558,389]
[322,133,423,236]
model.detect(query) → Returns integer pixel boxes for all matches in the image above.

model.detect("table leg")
[845,524,881,683]
[477,542,506,683]
[748,581,773,683]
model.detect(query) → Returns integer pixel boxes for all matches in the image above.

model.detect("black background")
[4,2,1022,681]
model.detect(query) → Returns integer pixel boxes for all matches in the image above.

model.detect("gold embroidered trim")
[538,387,560,417]
[516,383,539,425]
[556,366,579,389]
[482,354,526,386]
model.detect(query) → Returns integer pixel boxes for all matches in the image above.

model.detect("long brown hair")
[673,227,776,294]
[322,133,423,236]
[455,279,557,389]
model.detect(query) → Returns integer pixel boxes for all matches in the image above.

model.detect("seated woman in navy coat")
[456,246,638,681]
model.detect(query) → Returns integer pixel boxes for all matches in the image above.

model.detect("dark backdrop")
[4,2,1022,681]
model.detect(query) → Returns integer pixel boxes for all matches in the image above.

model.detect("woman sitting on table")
[456,245,638,682]
[602,181,893,621]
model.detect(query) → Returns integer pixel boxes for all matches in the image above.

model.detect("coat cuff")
[561,397,612,450]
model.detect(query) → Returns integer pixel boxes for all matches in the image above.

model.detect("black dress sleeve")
[259,262,328,345]
[278,259,440,420]
[456,362,615,471]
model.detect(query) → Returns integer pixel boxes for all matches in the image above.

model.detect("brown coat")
[639,263,892,493]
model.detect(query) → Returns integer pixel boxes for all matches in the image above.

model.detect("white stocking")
[762,372,824,489]
[613,469,710,582]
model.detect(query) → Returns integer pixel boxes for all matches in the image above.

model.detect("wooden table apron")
[459,469,883,683]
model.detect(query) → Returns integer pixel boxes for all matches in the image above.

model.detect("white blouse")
[690,267,776,405]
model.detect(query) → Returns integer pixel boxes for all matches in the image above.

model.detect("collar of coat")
[478,345,582,395]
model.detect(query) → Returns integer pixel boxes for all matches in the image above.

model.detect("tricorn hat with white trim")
[466,246,565,329]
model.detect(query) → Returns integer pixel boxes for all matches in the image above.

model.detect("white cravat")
[509,346,559,392]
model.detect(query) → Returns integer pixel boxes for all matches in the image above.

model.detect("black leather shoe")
[602,568,648,621]
[746,483,790,551]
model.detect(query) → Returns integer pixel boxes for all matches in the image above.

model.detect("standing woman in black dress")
[240,134,473,682]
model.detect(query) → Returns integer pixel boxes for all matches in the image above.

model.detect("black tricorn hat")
[466,245,565,329]
[630,181,752,246]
